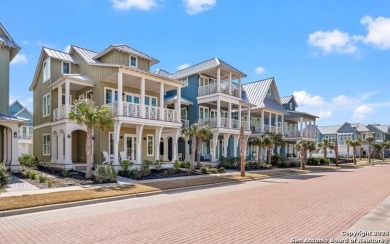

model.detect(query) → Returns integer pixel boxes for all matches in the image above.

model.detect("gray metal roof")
[93,44,159,65]
[285,110,319,119]
[164,95,193,106]
[172,58,247,80]
[0,113,23,122]
[373,125,390,134]
[280,96,292,104]
[317,125,342,135]
[43,47,79,64]
[349,123,370,132]
[0,23,20,61]
[242,77,282,109]
[263,99,287,114]
[154,69,172,78]
[71,46,100,64]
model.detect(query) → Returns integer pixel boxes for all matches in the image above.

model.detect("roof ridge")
[71,45,98,54]
[43,46,72,55]
[242,77,275,86]
[175,57,217,72]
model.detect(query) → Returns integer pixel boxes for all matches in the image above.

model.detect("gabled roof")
[281,95,298,107]
[9,100,24,115]
[317,125,342,135]
[70,45,99,64]
[241,77,282,110]
[349,123,370,132]
[172,58,247,80]
[0,23,21,61]
[49,74,94,89]
[43,47,79,64]
[154,69,172,78]
[93,44,159,65]
[164,95,193,106]
[369,124,390,134]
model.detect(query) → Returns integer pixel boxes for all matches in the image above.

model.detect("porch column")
[3,128,7,163]
[261,110,265,132]
[212,133,219,162]
[163,137,169,161]
[233,135,239,157]
[64,130,72,167]
[228,72,232,95]
[113,121,121,166]
[185,138,190,161]
[217,67,221,92]
[140,77,145,118]
[7,128,11,163]
[10,125,20,172]
[304,118,308,137]
[160,83,164,120]
[154,127,163,161]
[51,134,58,163]
[276,114,280,134]
[65,80,70,118]
[238,76,241,97]
[58,85,62,109]
[58,133,64,163]
[300,117,304,137]
[238,104,242,129]
[176,87,181,122]
[228,102,232,128]
[172,129,180,161]
[247,105,251,131]
[117,72,123,116]
[217,98,221,127]
[282,115,285,134]
[136,125,144,163]
[223,134,230,157]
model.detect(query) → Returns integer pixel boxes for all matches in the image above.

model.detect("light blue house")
[9,100,33,155]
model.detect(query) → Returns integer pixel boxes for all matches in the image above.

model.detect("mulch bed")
[119,169,203,180]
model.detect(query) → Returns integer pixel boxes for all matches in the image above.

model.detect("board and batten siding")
[98,50,151,72]
[0,48,10,114]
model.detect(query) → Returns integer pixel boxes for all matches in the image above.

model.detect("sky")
[2,0,390,126]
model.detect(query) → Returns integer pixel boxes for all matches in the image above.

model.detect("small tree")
[334,136,339,166]
[296,140,308,170]
[349,140,361,165]
[196,126,212,168]
[366,137,375,163]
[307,142,316,159]
[373,144,383,160]
[261,134,275,165]
[183,124,201,170]
[345,139,351,161]
[239,126,246,177]
[250,137,263,164]
[272,133,285,156]
[318,139,332,159]
[69,99,114,178]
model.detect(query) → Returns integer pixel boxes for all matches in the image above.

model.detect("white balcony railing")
[164,108,178,122]
[198,82,241,98]
[53,105,75,121]
[145,105,160,120]
[284,130,316,139]
[232,119,240,129]
[181,119,189,129]
[198,83,217,96]
[18,133,33,140]
[123,102,141,118]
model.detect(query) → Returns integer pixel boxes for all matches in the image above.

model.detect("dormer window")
[289,102,293,110]
[130,56,137,68]
[43,58,50,82]
[62,62,70,74]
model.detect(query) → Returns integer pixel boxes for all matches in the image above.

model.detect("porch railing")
[123,102,141,118]
[145,105,160,120]
[18,133,33,140]
[164,108,178,122]
[198,82,241,98]
[181,119,189,129]
[198,83,217,96]
[284,129,316,138]
[53,105,75,121]
[232,119,240,129]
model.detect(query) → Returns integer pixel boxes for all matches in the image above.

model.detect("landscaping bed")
[118,168,203,180]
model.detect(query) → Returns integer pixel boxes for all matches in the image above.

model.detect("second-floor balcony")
[285,129,316,139]
[53,105,75,121]
[198,82,240,98]
[198,118,249,130]
[250,125,284,135]
[18,133,33,140]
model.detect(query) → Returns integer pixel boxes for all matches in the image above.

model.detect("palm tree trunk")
[197,138,202,168]
[267,148,271,165]
[257,145,261,164]
[85,126,93,179]
[368,143,371,163]
[359,147,362,161]
[347,146,349,161]
[353,146,356,164]
[239,127,245,177]
[324,148,327,160]
[191,136,196,170]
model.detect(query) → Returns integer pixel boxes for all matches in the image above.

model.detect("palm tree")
[357,138,363,161]
[380,142,389,161]
[296,140,308,170]
[307,141,316,159]
[271,133,285,156]
[261,134,275,165]
[318,139,332,160]
[373,144,383,161]
[239,126,246,177]
[366,137,375,163]
[250,137,263,164]
[196,126,212,168]
[183,123,201,170]
[349,140,361,165]
[345,139,351,161]
[69,99,114,178]
[334,136,339,166]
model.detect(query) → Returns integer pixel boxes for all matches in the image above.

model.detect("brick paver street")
[1,165,390,244]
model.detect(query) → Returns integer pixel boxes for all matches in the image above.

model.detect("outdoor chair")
[102,151,114,165]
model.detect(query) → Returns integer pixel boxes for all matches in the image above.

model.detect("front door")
[124,134,136,161]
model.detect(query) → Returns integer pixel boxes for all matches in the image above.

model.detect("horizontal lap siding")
[33,126,51,163]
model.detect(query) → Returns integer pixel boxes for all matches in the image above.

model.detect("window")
[43,134,51,156]
[289,102,293,110]
[105,88,118,104]
[43,59,50,82]
[181,77,188,86]
[145,96,157,106]
[199,76,209,87]
[61,94,73,106]
[62,62,70,74]
[377,133,380,138]
[125,93,140,104]
[43,93,51,117]
[181,108,187,120]
[109,132,114,155]
[129,56,137,67]
[86,90,93,100]
[210,110,217,118]
[199,107,209,119]
[202,141,208,155]
[147,134,154,156]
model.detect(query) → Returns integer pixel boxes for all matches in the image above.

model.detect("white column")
[58,133,64,163]
[282,115,285,134]
[185,138,190,161]
[154,127,162,161]
[217,67,221,92]
[247,105,251,131]
[10,126,20,173]
[7,128,11,163]
[304,118,308,137]
[217,98,221,127]
[223,134,230,157]
[117,72,123,116]
[172,129,180,161]
[58,85,62,109]
[51,134,58,163]
[228,72,232,95]
[212,133,219,162]
[233,135,239,157]
[160,83,164,120]
[261,110,265,132]
[65,80,70,118]
[140,77,145,118]
[300,117,304,137]
[238,104,242,130]
[176,87,181,122]
[113,121,121,165]
[136,125,144,163]
[238,76,241,97]
[228,102,232,128]
[163,137,169,161]
[3,128,7,163]
[64,130,72,166]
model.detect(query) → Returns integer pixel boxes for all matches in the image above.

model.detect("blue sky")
[2,0,390,126]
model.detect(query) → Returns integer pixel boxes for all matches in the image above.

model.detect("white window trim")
[145,95,158,107]
[181,107,187,120]
[43,58,51,83]
[147,134,154,156]
[289,102,292,110]
[43,133,51,156]
[199,75,210,87]
[61,61,71,74]
[86,90,93,100]
[124,92,141,104]
[181,77,189,87]
[104,87,118,105]
[130,56,137,68]
[199,106,209,119]
[43,93,51,117]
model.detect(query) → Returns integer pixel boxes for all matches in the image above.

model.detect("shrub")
[120,160,134,176]
[200,166,208,174]
[154,160,164,171]
[173,160,181,171]
[219,157,240,169]
[0,164,11,188]
[209,168,218,174]
[218,167,225,173]
[166,168,176,175]
[307,158,319,165]
[61,170,69,177]
[271,155,280,166]
[288,160,300,167]
[131,169,143,180]
[95,165,117,183]
[181,161,191,169]
[18,154,38,168]
[47,179,52,188]
[38,173,47,183]
[29,171,37,180]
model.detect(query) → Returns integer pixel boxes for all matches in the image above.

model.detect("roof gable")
[0,22,20,61]
[337,122,356,133]
[242,77,283,110]
[93,44,159,65]
[317,125,342,135]
[9,100,24,115]
[280,95,298,107]
[16,109,33,121]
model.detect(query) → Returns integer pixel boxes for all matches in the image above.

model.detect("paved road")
[1,165,390,244]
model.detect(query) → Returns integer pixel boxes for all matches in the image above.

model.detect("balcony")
[198,82,240,98]
[198,118,249,130]
[250,125,284,135]
[181,119,189,129]
[285,130,316,139]
[18,133,33,140]
[53,105,75,121]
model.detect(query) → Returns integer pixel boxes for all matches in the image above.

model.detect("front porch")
[0,116,23,173]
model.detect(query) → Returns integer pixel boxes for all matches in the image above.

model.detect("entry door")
[124,134,137,161]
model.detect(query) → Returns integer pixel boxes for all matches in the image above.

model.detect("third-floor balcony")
[250,125,284,135]
[198,82,240,98]
[198,118,249,130]
[284,129,316,139]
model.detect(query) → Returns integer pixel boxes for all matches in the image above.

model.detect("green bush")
[29,171,37,180]
[141,160,153,176]
[0,164,11,188]
[38,173,47,183]
[288,160,300,167]
[181,161,191,169]
[200,166,208,174]
[18,154,38,168]
[120,160,134,176]
[62,170,69,177]
[307,158,319,165]
[173,160,181,171]
[47,179,52,188]
[154,160,164,171]
[166,168,176,175]
[209,168,218,174]
[271,155,280,166]
[219,157,240,169]
[218,167,225,173]
[131,169,143,180]
[95,165,117,183]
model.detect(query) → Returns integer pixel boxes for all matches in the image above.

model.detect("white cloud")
[255,66,265,74]
[317,111,332,120]
[111,0,157,10]
[11,54,28,65]
[63,45,71,53]
[184,0,216,15]
[308,30,359,54]
[331,95,360,106]
[352,105,374,120]
[293,90,324,106]
[361,16,390,50]
[22,40,29,45]
[177,63,190,70]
